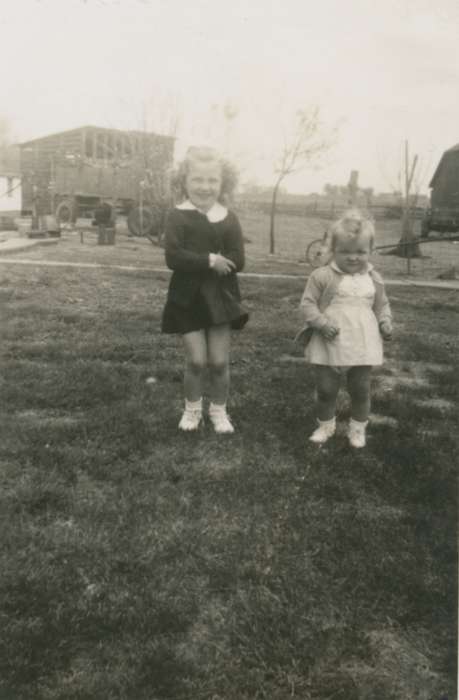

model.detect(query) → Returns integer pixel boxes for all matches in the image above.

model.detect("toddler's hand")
[380,321,393,340]
[212,254,236,276]
[320,323,340,341]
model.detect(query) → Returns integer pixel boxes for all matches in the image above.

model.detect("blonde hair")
[170,146,238,205]
[328,209,375,251]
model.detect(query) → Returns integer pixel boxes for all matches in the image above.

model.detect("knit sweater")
[296,262,392,345]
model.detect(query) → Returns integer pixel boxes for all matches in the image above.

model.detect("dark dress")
[161,207,249,334]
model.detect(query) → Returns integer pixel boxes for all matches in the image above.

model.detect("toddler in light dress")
[298,210,392,448]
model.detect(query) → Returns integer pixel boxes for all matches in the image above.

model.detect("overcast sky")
[0,0,458,193]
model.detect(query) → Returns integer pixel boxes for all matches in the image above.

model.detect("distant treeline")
[236,198,427,220]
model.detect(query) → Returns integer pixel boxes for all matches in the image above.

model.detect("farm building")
[422,143,459,235]
[18,125,175,235]
[0,145,21,224]
[429,143,459,208]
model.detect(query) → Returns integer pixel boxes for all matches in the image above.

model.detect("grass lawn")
[0,260,457,699]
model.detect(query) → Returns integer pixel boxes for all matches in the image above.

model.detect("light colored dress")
[305,271,383,366]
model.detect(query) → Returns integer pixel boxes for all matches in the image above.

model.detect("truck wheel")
[127,205,156,237]
[55,200,75,226]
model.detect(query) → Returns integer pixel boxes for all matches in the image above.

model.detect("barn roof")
[17,125,175,147]
[429,143,459,188]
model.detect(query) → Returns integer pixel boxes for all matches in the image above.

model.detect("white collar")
[176,200,228,223]
[331,260,374,275]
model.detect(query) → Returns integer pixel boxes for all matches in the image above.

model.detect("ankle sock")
[185,398,203,411]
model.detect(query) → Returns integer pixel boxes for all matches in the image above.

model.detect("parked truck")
[19,125,174,238]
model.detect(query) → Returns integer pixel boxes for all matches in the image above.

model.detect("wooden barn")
[422,143,459,235]
[18,125,174,235]
[429,143,459,208]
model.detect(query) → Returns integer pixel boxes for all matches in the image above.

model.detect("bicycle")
[305,230,331,268]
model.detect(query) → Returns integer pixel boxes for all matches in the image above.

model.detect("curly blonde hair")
[328,209,375,251]
[170,146,238,205]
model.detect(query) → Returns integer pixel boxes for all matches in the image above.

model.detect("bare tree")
[398,140,421,256]
[269,107,333,254]
[102,94,182,242]
[378,139,433,257]
[385,140,423,259]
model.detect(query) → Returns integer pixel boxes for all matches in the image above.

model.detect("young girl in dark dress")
[161,146,248,433]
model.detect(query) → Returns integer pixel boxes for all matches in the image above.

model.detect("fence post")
[406,240,412,275]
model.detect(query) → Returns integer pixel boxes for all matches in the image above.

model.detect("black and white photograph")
[0,0,457,698]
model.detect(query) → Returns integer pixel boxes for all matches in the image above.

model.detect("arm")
[377,285,392,325]
[372,275,393,338]
[378,286,393,339]
[299,270,332,330]
[299,269,340,340]
[222,212,245,271]
[164,211,211,272]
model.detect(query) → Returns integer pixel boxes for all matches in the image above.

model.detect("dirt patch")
[373,360,455,409]
[334,501,405,520]
[373,374,431,397]
[399,361,452,375]
[15,409,83,426]
[341,635,443,700]
[278,354,305,364]
[414,398,455,413]
[370,414,399,429]
[417,428,440,439]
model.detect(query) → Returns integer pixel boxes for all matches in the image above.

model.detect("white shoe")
[348,419,368,448]
[209,403,234,434]
[309,417,336,444]
[178,399,202,431]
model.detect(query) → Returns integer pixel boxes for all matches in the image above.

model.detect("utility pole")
[347,170,359,207]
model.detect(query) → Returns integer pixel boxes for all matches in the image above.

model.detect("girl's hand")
[320,323,340,341]
[380,321,393,340]
[211,254,236,276]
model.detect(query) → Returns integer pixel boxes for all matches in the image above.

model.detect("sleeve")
[223,212,245,271]
[164,211,211,272]
[299,270,330,329]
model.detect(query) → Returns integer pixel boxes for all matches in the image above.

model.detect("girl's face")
[185,160,222,212]
[333,235,371,274]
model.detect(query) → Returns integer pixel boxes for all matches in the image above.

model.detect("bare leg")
[182,330,208,402]
[347,366,372,422]
[207,324,231,405]
[315,365,341,421]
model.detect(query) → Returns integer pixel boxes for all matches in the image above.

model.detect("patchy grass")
[0,263,457,699]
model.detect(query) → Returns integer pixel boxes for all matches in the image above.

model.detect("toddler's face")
[333,236,371,274]
[185,160,222,212]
